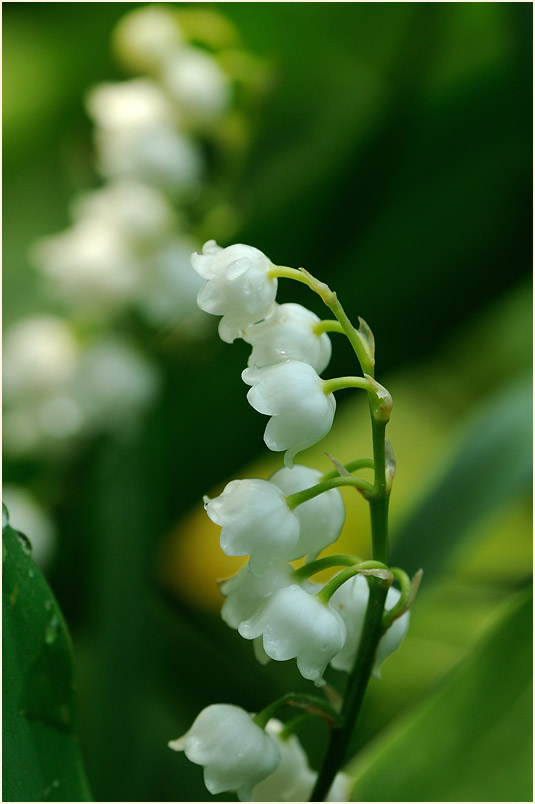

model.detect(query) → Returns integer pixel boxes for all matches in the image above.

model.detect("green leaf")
[348,589,533,801]
[2,505,91,802]
[390,372,532,579]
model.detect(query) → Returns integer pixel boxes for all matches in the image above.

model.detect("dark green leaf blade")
[2,507,91,802]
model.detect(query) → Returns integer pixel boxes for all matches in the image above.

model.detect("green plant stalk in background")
[270,266,418,802]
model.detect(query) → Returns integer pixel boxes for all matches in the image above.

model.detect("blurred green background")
[3,3,532,802]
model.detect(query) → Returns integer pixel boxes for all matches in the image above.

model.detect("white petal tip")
[168,736,186,752]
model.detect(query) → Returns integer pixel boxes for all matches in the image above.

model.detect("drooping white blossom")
[245,719,316,802]
[219,561,294,630]
[247,720,351,802]
[270,465,345,561]
[330,574,410,677]
[204,479,300,575]
[192,240,277,343]
[168,704,280,799]
[243,303,332,374]
[242,361,336,468]
[238,584,346,685]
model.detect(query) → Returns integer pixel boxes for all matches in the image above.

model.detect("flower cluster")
[5,5,267,458]
[169,241,413,800]
[169,707,349,802]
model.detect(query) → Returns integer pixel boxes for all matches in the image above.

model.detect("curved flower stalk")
[173,238,421,802]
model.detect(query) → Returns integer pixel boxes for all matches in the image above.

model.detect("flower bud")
[243,302,332,374]
[204,479,300,576]
[242,361,336,468]
[192,240,277,343]
[270,465,345,560]
[238,584,346,685]
[329,575,410,676]
[169,704,280,799]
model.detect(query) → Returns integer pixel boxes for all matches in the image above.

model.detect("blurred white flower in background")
[5,5,268,572]
[3,316,78,399]
[112,5,185,73]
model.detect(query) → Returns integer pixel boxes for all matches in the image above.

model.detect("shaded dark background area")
[3,3,532,802]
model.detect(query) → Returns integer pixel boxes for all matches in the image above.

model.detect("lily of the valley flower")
[248,720,350,802]
[238,584,346,685]
[219,562,294,630]
[270,464,345,561]
[330,574,410,677]
[204,479,300,576]
[242,302,332,374]
[242,361,336,468]
[168,704,280,799]
[192,240,277,343]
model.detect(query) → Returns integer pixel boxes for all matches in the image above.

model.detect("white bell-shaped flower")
[247,720,351,802]
[32,218,143,308]
[168,704,280,799]
[71,180,175,246]
[204,479,300,576]
[245,719,316,802]
[242,361,336,468]
[161,47,231,124]
[192,240,277,343]
[238,584,346,685]
[3,316,79,400]
[270,465,345,561]
[113,5,183,72]
[243,303,332,374]
[330,575,410,677]
[220,561,294,630]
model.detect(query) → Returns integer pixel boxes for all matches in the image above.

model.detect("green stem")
[253,692,340,730]
[313,320,346,336]
[310,579,389,801]
[268,266,373,376]
[317,562,390,605]
[285,475,376,509]
[321,458,374,480]
[292,554,362,583]
[268,265,311,286]
[311,387,392,803]
[322,375,375,396]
